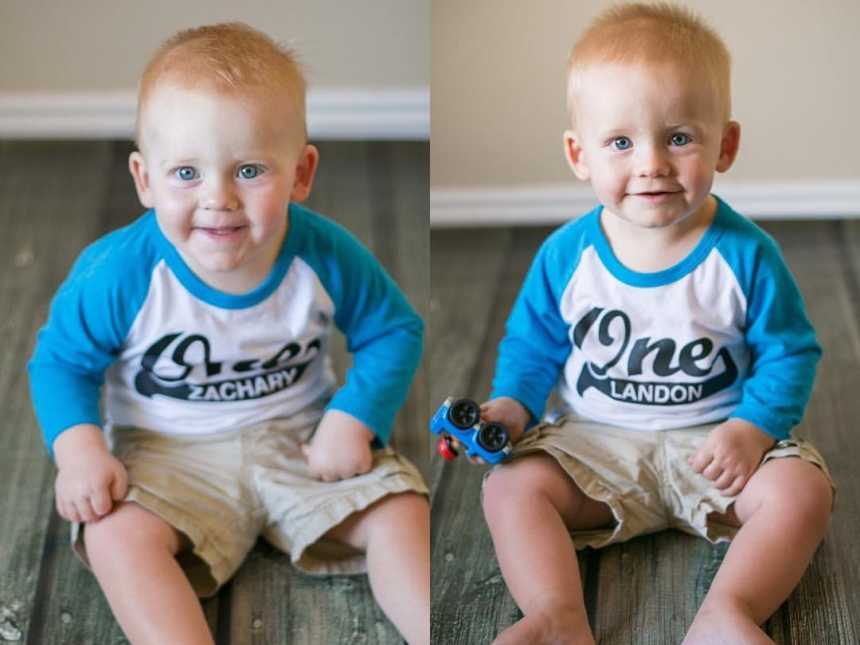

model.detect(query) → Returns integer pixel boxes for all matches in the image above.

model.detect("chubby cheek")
[590,166,628,206]
[247,193,291,238]
[154,207,194,244]
[152,190,195,236]
[679,162,714,198]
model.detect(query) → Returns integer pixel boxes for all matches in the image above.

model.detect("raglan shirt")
[492,197,820,441]
[29,203,423,453]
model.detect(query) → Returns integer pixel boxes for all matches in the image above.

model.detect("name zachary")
[187,366,303,402]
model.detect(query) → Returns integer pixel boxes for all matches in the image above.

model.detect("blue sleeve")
[28,217,155,453]
[490,224,583,423]
[720,226,821,440]
[295,208,423,445]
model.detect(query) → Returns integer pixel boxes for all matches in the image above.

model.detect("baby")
[478,4,834,644]
[29,23,429,645]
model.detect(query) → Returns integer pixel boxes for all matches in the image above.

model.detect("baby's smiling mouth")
[634,189,680,196]
[195,225,246,237]
[629,190,682,200]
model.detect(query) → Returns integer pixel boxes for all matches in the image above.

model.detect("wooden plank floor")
[430,221,860,644]
[0,140,428,644]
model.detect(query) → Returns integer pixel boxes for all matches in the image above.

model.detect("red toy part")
[437,435,459,461]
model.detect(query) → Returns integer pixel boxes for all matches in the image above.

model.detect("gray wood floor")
[4,138,859,645]
[430,222,860,644]
[0,140,428,645]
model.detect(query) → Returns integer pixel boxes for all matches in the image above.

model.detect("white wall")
[0,0,430,139]
[431,0,860,224]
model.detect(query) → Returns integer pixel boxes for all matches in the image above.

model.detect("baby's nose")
[635,145,671,177]
[202,179,239,210]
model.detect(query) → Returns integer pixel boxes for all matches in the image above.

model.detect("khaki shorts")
[72,418,428,597]
[491,416,834,549]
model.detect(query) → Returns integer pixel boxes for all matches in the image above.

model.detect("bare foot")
[492,606,594,645]
[683,600,773,645]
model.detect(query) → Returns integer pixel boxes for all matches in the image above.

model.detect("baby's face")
[565,63,739,231]
[129,84,316,293]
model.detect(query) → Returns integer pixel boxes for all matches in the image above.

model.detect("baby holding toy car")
[28,23,429,645]
[474,4,835,644]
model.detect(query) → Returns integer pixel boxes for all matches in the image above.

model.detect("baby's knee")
[753,459,833,525]
[371,492,429,526]
[482,454,569,518]
[84,502,181,560]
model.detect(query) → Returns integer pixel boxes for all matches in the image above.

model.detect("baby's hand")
[301,410,375,482]
[480,397,530,444]
[53,424,128,524]
[449,396,530,464]
[688,418,776,497]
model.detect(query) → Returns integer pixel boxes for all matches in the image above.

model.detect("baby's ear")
[716,121,741,173]
[290,144,320,202]
[128,151,155,208]
[563,131,590,181]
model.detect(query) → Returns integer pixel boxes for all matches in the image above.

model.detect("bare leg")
[683,459,833,645]
[482,454,614,645]
[326,492,430,645]
[84,502,213,645]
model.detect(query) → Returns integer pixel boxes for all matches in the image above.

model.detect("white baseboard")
[0,88,429,141]
[431,180,860,227]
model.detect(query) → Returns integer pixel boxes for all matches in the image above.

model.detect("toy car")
[430,397,512,464]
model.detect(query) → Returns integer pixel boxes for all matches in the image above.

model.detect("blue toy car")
[430,397,512,464]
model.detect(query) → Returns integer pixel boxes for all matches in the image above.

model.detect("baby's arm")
[29,231,145,514]
[490,236,573,427]
[302,410,374,481]
[53,424,128,522]
[691,228,821,496]
[297,213,423,478]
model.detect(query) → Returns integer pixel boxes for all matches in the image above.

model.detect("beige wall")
[1,0,429,91]
[432,0,860,188]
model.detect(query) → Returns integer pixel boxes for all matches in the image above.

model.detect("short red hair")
[136,22,306,146]
[567,3,731,125]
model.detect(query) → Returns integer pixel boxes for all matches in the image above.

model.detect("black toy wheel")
[448,398,481,429]
[476,422,509,453]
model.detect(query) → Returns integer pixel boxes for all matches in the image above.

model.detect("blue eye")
[612,137,632,151]
[175,166,198,181]
[670,133,691,146]
[238,164,263,179]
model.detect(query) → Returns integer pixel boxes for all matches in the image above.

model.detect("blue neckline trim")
[150,204,298,310]
[590,196,728,287]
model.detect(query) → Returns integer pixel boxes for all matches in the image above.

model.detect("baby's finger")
[56,497,71,522]
[111,467,128,501]
[479,402,500,419]
[688,450,713,473]
[713,469,737,490]
[319,469,338,483]
[722,475,747,497]
[64,504,82,524]
[71,498,93,524]
[702,461,724,481]
[90,487,113,517]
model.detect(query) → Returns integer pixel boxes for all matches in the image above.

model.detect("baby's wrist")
[503,397,531,429]
[725,417,776,443]
[320,409,375,443]
[53,424,109,468]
